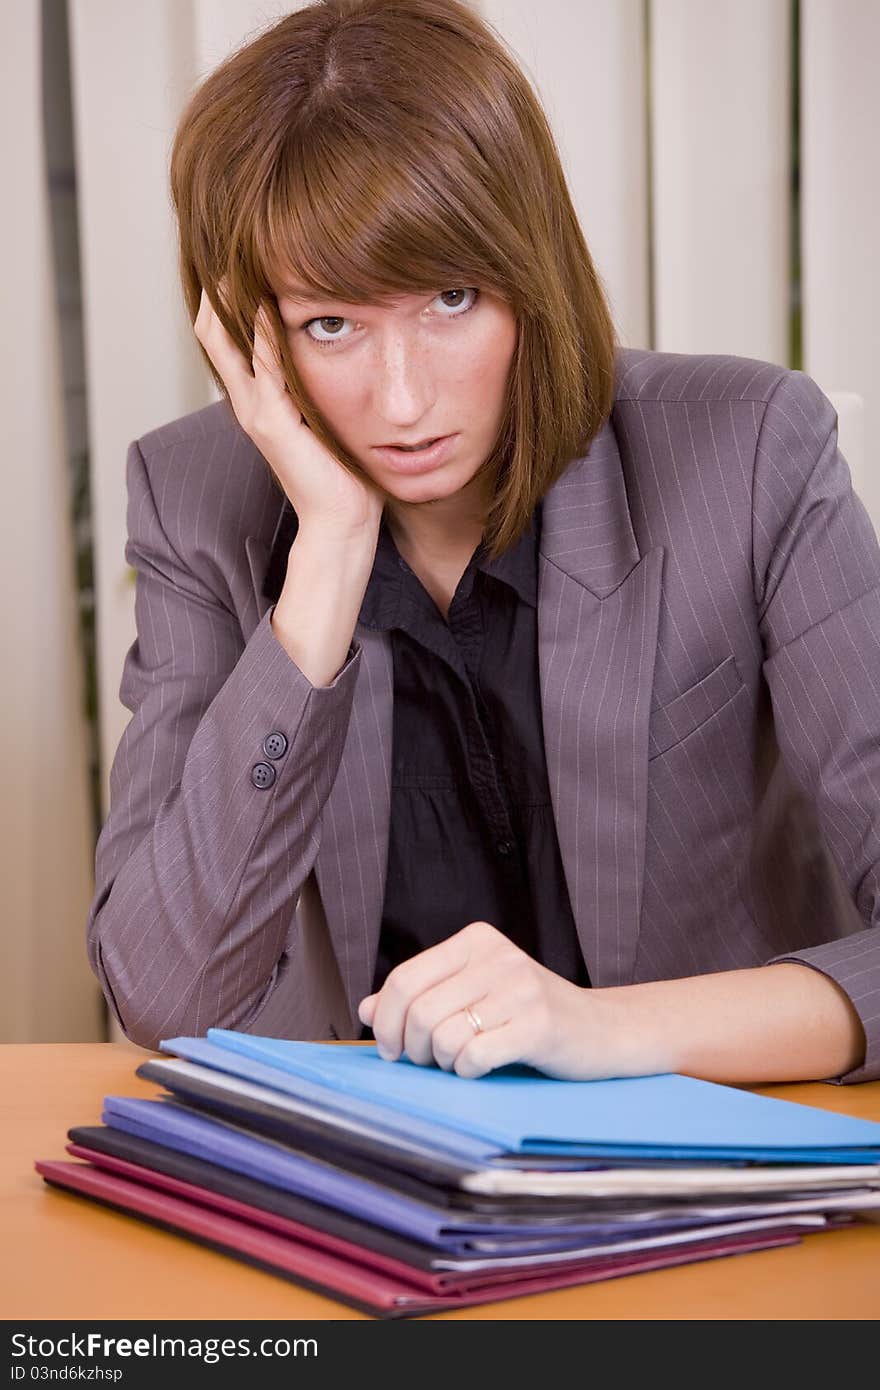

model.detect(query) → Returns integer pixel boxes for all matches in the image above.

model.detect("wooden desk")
[4,1043,880,1320]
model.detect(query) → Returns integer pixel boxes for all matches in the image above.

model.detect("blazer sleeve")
[86,439,362,1049]
[754,370,880,1082]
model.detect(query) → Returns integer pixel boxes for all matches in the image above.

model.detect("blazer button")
[496,839,514,856]
[251,761,276,789]
[263,731,289,760]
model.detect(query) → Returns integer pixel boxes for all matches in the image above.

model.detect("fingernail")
[377,1045,395,1062]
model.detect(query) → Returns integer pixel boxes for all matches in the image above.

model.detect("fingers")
[446,1018,521,1079]
[252,302,286,389]
[358,993,378,1027]
[193,286,254,417]
[359,937,469,1060]
[360,922,499,1061]
[193,286,288,421]
[402,974,498,1067]
[426,992,505,1070]
[363,974,515,1075]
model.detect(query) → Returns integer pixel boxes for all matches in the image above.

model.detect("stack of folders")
[36,1031,880,1318]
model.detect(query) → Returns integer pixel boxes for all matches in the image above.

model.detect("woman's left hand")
[357,920,620,1080]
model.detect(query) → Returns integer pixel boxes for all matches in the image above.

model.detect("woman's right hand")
[194,286,384,538]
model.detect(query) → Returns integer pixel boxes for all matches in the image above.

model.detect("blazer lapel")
[539,421,664,987]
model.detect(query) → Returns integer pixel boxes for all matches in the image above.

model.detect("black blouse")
[358,500,590,1000]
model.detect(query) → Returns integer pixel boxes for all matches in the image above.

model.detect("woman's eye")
[303,315,352,346]
[434,288,479,315]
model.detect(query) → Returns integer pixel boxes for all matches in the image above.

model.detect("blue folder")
[155,1035,498,1164]
[156,1030,880,1164]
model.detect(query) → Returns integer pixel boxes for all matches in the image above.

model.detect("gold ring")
[464,1004,484,1036]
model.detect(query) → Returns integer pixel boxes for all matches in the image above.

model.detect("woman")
[87,0,879,1084]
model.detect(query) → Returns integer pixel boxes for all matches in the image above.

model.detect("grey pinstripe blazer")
[86,347,880,1081]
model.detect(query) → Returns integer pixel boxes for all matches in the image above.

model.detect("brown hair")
[170,0,618,557]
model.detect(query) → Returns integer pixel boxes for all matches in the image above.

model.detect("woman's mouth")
[371,434,458,474]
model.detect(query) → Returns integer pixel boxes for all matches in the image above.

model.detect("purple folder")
[102,1096,695,1252]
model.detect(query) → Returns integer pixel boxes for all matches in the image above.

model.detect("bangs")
[251,115,519,307]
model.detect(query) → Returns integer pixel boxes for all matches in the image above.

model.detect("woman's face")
[275,284,518,506]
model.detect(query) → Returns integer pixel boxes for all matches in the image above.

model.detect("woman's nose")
[372,335,436,427]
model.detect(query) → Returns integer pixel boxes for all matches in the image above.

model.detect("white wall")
[801,0,880,525]
[482,0,650,350]
[650,0,791,362]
